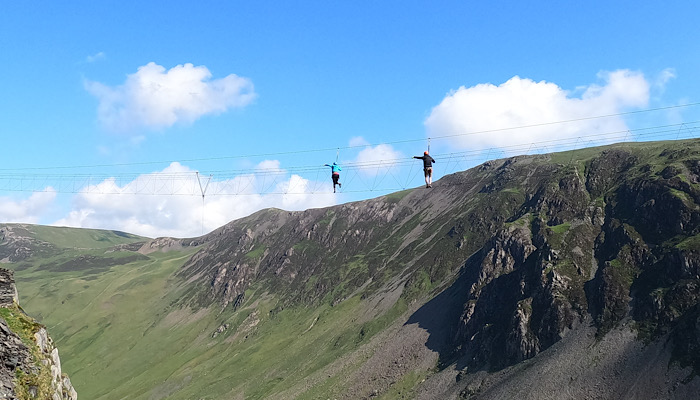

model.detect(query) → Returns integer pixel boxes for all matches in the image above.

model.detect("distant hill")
[3,139,700,399]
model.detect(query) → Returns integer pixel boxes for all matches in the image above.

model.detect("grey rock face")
[449,147,700,374]
[0,225,56,263]
[0,268,77,399]
[0,317,33,398]
[35,327,78,400]
[0,269,18,307]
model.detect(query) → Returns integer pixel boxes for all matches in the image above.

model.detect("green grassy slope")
[8,228,410,399]
[19,251,196,395]
[27,225,144,249]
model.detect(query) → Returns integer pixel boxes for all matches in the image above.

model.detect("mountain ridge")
[2,139,700,399]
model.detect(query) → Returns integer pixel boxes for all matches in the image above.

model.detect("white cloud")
[353,144,404,175]
[424,69,650,150]
[255,160,285,174]
[85,62,256,132]
[654,68,676,93]
[0,190,56,223]
[53,162,337,238]
[349,136,370,147]
[344,140,405,180]
[86,52,105,63]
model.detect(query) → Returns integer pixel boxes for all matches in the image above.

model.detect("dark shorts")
[424,167,433,177]
[332,173,340,184]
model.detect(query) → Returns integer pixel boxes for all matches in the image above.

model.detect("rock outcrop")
[0,270,18,307]
[445,147,700,376]
[0,226,56,263]
[0,268,77,399]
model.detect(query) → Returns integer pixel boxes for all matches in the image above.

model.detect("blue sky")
[1,1,699,237]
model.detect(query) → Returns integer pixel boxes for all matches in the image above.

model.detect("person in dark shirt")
[413,151,436,188]
[324,162,342,193]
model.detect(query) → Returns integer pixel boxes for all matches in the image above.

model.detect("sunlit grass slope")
[26,225,144,249]
[9,227,407,399]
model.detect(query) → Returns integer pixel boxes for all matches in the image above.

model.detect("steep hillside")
[4,139,700,399]
[0,268,77,399]
[170,139,700,398]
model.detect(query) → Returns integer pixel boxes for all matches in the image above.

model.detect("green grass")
[0,305,54,399]
[293,239,321,254]
[385,189,412,203]
[606,256,635,289]
[505,213,534,228]
[11,231,408,399]
[159,294,402,400]
[669,188,696,207]
[501,187,522,194]
[0,307,42,346]
[245,244,266,260]
[549,222,571,234]
[547,144,618,165]
[341,256,369,280]
[15,247,202,399]
[318,210,335,225]
[403,269,435,302]
[545,222,571,248]
[24,224,146,249]
[378,370,429,399]
[677,234,700,250]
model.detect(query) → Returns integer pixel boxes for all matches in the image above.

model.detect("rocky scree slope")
[172,140,700,397]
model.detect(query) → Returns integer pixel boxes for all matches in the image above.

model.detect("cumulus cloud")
[424,69,651,150]
[85,62,256,131]
[349,136,370,147]
[255,159,285,174]
[0,190,56,223]
[339,139,407,190]
[53,161,337,238]
[351,144,405,176]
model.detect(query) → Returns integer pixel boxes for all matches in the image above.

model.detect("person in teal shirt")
[324,162,342,193]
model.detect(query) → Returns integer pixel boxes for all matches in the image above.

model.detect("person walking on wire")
[414,151,436,188]
[324,162,342,193]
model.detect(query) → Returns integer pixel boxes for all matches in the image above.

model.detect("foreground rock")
[0,269,76,399]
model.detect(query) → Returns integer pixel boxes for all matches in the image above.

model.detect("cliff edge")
[0,268,76,400]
